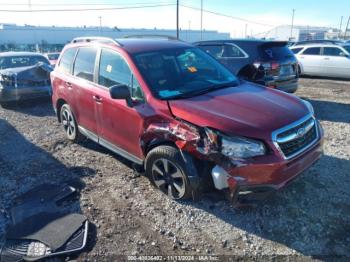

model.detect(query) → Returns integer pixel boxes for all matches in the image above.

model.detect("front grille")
[273,116,318,159]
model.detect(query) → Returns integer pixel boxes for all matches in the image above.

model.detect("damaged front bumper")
[0,85,52,102]
[211,138,323,206]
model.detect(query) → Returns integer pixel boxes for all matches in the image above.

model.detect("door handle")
[92,95,103,103]
[299,56,304,59]
[324,57,330,60]
[65,81,72,88]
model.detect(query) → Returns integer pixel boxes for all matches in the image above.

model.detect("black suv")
[194,40,299,93]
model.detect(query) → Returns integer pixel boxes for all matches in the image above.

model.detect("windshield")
[133,47,238,99]
[0,55,49,70]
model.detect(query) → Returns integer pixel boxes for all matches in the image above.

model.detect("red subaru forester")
[51,37,324,205]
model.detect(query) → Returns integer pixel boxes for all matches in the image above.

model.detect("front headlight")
[221,135,266,158]
[302,99,314,115]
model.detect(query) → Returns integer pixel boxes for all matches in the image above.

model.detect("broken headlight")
[221,135,266,158]
[204,128,266,158]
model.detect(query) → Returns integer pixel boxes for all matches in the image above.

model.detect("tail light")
[253,61,280,76]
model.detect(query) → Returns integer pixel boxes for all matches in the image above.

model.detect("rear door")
[70,47,99,140]
[322,46,350,77]
[94,48,146,162]
[298,47,323,75]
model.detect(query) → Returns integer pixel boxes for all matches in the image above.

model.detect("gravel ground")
[0,78,349,261]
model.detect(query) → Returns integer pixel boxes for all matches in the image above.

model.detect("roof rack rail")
[71,36,122,46]
[123,34,178,40]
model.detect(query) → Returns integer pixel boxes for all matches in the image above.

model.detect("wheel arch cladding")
[141,121,203,198]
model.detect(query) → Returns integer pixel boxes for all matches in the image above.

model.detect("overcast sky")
[0,0,349,37]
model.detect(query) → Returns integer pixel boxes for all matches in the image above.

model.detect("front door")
[94,48,147,162]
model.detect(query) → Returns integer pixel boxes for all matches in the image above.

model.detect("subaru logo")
[297,127,306,138]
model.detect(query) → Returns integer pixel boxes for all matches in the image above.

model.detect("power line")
[0,1,176,6]
[180,3,276,27]
[0,3,175,12]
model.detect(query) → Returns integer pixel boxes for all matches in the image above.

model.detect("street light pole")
[339,16,343,39]
[290,9,295,40]
[176,0,179,39]
[345,16,350,40]
[200,0,203,40]
[98,16,102,36]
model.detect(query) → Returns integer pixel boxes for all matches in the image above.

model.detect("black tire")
[0,102,11,108]
[145,145,194,200]
[298,65,302,76]
[60,104,83,142]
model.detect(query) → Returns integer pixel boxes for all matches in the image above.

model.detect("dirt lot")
[0,78,349,261]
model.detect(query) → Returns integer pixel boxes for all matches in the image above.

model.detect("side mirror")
[109,84,133,106]
[339,52,349,57]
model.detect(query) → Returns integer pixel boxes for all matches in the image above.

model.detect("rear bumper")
[0,85,52,102]
[212,135,324,206]
[266,78,299,93]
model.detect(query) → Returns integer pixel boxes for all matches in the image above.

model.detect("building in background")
[0,23,230,52]
[254,25,334,41]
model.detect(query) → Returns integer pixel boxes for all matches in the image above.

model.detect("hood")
[0,62,52,79]
[168,82,309,140]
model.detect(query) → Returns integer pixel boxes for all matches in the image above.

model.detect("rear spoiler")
[260,41,288,48]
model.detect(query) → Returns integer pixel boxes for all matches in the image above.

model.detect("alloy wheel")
[151,158,186,199]
[61,108,76,138]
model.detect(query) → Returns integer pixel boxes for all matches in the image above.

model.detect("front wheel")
[60,104,83,142]
[145,146,193,200]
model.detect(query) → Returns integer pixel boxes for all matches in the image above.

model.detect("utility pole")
[245,24,248,38]
[290,9,295,40]
[339,16,343,39]
[176,0,179,39]
[98,16,102,35]
[344,16,350,40]
[200,0,203,40]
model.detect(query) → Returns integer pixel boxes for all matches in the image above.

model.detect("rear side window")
[290,47,303,54]
[58,48,77,74]
[73,47,97,82]
[226,45,246,58]
[200,44,245,58]
[200,45,224,59]
[323,47,343,56]
[302,47,321,55]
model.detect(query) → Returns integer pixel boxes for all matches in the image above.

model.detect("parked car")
[292,39,345,46]
[0,52,52,107]
[51,37,324,205]
[290,43,350,78]
[194,39,299,93]
[45,52,60,67]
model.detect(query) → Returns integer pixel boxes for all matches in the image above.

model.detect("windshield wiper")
[169,81,237,99]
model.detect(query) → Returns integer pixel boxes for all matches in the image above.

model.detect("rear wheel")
[0,102,11,108]
[60,104,83,142]
[145,146,193,200]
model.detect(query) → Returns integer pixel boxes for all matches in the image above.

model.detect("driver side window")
[98,49,144,101]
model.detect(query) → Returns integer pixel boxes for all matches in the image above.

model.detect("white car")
[290,44,350,78]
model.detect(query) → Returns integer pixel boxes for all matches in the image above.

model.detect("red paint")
[51,39,324,201]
